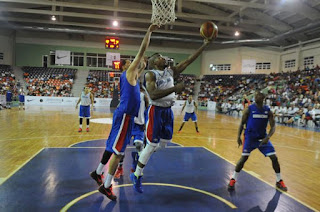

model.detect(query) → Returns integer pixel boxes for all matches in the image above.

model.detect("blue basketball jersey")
[6,91,12,101]
[245,104,270,138]
[118,71,140,117]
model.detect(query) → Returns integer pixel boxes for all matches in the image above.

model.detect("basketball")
[200,21,218,40]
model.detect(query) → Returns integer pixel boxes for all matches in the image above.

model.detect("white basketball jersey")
[185,100,195,113]
[149,68,175,107]
[134,92,146,125]
[81,91,91,106]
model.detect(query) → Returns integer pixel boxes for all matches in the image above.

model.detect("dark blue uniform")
[106,71,140,155]
[6,91,12,102]
[243,104,276,157]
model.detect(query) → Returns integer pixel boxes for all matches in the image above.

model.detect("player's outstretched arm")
[145,72,184,100]
[172,39,211,78]
[126,25,158,83]
[138,57,147,76]
[237,108,249,147]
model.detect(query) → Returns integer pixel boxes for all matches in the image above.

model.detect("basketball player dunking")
[178,95,199,133]
[228,92,288,191]
[89,24,158,201]
[76,86,94,132]
[130,38,212,193]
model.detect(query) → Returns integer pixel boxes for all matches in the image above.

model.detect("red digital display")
[112,61,120,70]
[105,37,119,49]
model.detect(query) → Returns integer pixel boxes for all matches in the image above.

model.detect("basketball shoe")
[114,167,123,179]
[130,173,143,193]
[98,184,117,201]
[276,180,288,191]
[228,178,236,190]
[90,171,104,186]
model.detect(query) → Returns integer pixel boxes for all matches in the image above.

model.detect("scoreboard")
[105,37,119,49]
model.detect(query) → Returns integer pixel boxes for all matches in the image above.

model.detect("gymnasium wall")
[281,41,320,72]
[0,30,14,65]
[14,31,202,76]
[201,47,281,75]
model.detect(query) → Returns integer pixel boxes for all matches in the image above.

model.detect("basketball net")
[151,0,177,26]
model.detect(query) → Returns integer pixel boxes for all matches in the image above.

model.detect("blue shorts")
[183,112,197,122]
[132,123,144,145]
[242,134,276,157]
[79,105,90,118]
[19,95,25,103]
[146,105,173,146]
[106,109,134,155]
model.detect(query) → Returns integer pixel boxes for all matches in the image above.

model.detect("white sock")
[232,171,239,180]
[276,173,281,182]
[79,124,82,129]
[104,173,113,188]
[134,166,144,177]
[96,163,105,175]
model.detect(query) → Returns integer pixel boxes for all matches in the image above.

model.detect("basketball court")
[1,0,320,211]
[0,107,319,211]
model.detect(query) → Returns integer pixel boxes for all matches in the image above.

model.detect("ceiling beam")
[185,0,320,20]
[0,16,235,39]
[0,7,271,36]
[0,0,234,22]
[182,1,275,37]
[0,0,264,25]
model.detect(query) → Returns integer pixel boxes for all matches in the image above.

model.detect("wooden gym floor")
[0,106,319,211]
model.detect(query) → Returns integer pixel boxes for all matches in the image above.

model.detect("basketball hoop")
[151,0,177,26]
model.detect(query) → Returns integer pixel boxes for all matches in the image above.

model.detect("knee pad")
[139,144,156,165]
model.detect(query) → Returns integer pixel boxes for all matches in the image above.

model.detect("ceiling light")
[112,20,119,27]
[51,15,56,21]
[235,31,240,36]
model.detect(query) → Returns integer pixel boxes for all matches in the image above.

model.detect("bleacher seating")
[210,66,320,127]
[86,70,121,98]
[176,74,196,100]
[22,67,77,97]
[0,65,15,94]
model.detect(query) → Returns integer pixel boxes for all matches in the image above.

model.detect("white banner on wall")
[24,96,187,109]
[25,96,112,107]
[0,95,6,105]
[106,52,120,66]
[207,101,216,111]
[55,50,71,65]
[241,59,256,74]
